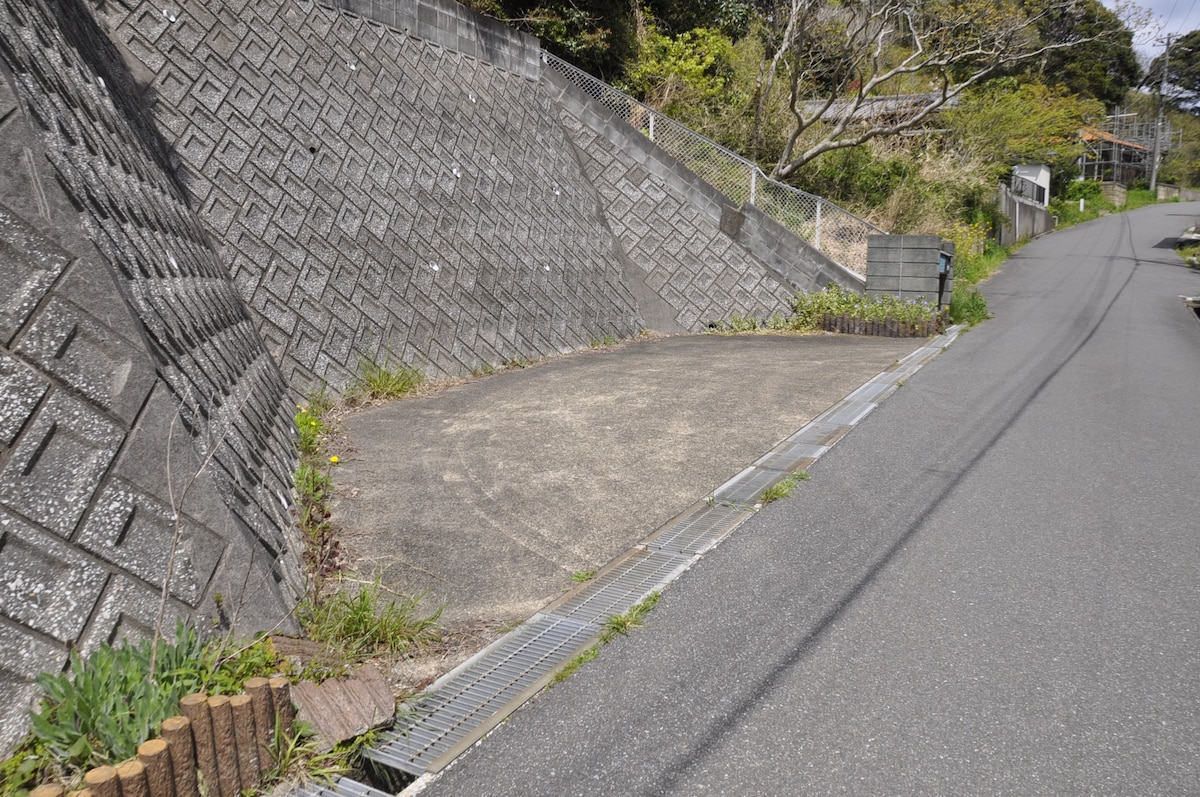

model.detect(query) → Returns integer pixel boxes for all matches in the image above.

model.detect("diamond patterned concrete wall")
[547,71,809,331]
[100,0,642,390]
[0,0,300,753]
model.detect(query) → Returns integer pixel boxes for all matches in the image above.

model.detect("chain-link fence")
[542,52,883,277]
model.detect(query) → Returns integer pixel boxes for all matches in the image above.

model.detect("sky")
[1107,0,1200,59]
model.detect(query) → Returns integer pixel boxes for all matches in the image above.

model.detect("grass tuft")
[552,645,600,685]
[600,592,661,643]
[570,568,597,583]
[759,471,810,504]
[346,356,424,404]
[298,577,442,665]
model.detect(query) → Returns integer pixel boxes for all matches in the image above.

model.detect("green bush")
[790,284,938,329]
[1065,179,1103,201]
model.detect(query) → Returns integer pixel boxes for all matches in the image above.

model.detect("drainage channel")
[358,326,964,785]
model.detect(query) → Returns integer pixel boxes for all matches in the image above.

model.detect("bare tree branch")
[767,0,1116,179]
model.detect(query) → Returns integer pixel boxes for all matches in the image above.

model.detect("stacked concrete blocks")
[323,0,542,80]
[865,234,952,310]
[546,68,801,332]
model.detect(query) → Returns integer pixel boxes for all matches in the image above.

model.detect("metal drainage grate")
[813,398,875,427]
[754,440,825,473]
[544,548,694,623]
[290,776,392,797]
[366,614,598,776]
[643,500,754,555]
[712,466,789,506]
[787,420,852,447]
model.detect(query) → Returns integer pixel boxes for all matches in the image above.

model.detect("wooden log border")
[822,313,945,338]
[35,680,294,797]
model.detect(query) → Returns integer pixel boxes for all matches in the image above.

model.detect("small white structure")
[1011,164,1051,207]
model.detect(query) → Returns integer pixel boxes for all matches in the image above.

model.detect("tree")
[463,0,638,79]
[1028,0,1140,107]
[1147,29,1200,112]
[621,25,739,120]
[942,78,1105,191]
[760,0,1125,180]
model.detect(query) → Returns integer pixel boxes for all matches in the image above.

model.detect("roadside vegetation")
[553,592,663,685]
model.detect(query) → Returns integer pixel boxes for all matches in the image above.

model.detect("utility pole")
[1150,34,1171,192]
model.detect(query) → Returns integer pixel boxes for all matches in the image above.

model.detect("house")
[1011,164,1050,207]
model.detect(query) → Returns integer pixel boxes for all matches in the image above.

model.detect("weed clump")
[5,625,300,794]
[759,471,810,504]
[298,578,442,665]
[346,356,424,404]
[949,286,991,325]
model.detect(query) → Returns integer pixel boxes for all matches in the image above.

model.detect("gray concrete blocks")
[108,0,644,385]
[865,234,952,308]
[549,69,800,330]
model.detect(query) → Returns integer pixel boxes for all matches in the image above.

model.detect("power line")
[1173,0,1197,35]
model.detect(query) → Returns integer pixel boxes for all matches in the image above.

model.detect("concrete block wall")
[996,184,1055,246]
[100,0,643,390]
[0,0,863,755]
[1158,184,1200,202]
[865,234,949,307]
[324,0,542,79]
[0,0,300,753]
[546,67,830,331]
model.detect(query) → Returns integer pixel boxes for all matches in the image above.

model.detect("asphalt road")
[419,204,1200,796]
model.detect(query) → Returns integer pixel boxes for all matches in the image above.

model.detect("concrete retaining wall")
[1101,181,1127,208]
[1158,184,1200,202]
[0,0,301,753]
[0,0,845,754]
[100,0,643,390]
[546,67,842,331]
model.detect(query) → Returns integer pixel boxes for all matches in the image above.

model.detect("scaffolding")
[1080,111,1182,184]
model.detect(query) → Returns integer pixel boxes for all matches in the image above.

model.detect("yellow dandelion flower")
[329,455,340,464]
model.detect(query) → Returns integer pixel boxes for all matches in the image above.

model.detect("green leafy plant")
[203,635,290,696]
[0,735,52,797]
[789,284,938,331]
[295,407,324,458]
[29,622,209,772]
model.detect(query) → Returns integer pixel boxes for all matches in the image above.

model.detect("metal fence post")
[814,201,822,251]
[648,114,655,142]
[750,169,757,206]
